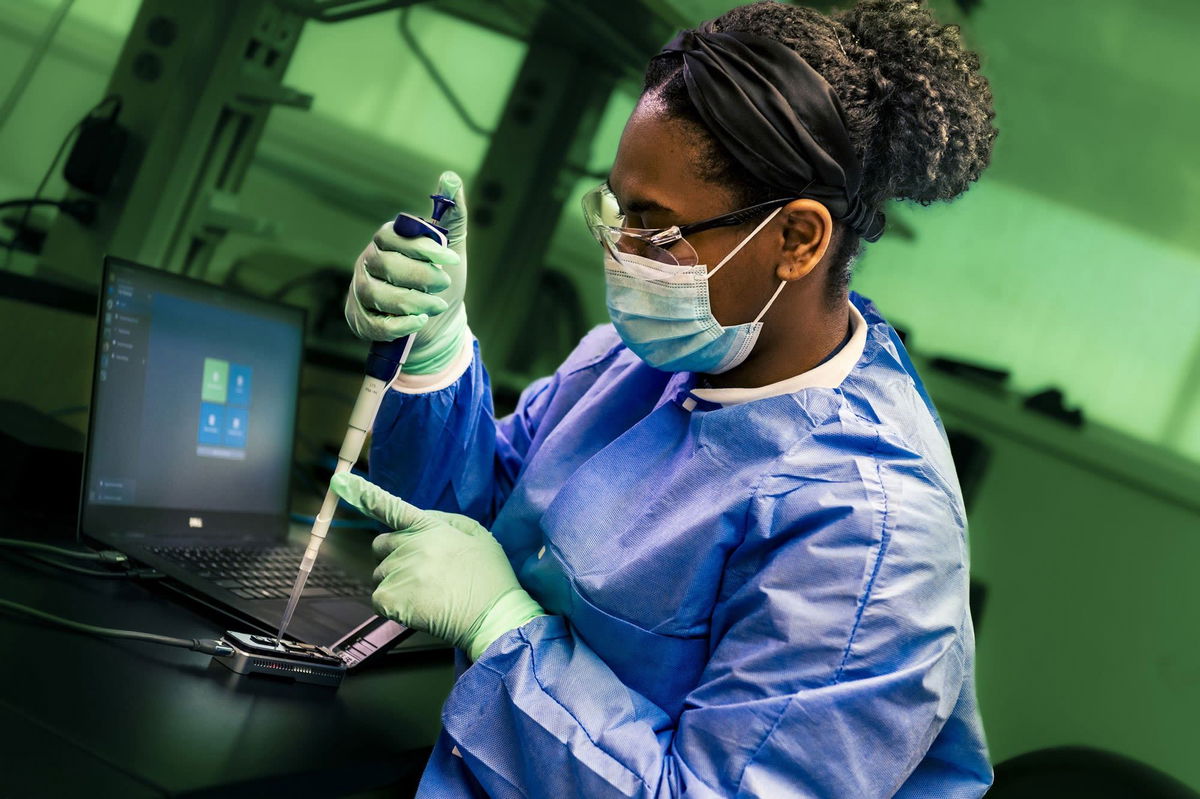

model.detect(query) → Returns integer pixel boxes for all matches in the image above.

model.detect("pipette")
[275,193,458,643]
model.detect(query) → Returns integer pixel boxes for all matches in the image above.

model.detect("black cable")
[0,598,233,656]
[0,537,127,563]
[1,94,119,269]
[1,124,80,268]
[396,6,604,179]
[396,7,601,175]
[0,197,95,224]
[398,7,492,137]
[308,0,430,23]
[0,198,63,211]
[24,552,163,579]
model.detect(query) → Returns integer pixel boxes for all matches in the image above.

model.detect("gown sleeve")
[427,455,983,798]
[367,337,558,526]
[368,327,624,527]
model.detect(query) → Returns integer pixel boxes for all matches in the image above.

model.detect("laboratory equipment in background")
[28,0,685,400]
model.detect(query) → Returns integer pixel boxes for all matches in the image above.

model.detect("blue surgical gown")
[369,292,992,797]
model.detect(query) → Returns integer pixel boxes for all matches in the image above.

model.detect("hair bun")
[832,0,998,205]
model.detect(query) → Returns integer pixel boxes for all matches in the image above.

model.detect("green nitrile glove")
[330,473,544,661]
[345,170,469,375]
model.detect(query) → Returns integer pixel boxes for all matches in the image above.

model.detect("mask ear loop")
[753,278,790,324]
[705,206,783,279]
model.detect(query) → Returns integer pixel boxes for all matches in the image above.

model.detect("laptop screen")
[81,257,304,541]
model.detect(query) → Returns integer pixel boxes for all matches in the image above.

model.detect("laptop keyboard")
[148,545,373,601]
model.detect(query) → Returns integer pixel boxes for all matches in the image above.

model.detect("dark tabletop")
[0,526,456,798]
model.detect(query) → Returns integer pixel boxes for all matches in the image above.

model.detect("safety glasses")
[581,182,802,267]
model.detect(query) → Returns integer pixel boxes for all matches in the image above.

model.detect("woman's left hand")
[330,473,545,660]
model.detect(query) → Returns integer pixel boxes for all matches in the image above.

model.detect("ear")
[776,199,833,281]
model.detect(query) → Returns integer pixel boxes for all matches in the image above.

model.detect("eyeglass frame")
[584,181,813,250]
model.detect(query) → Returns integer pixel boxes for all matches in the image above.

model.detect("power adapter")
[64,115,130,197]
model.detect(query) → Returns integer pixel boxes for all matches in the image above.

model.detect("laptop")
[77,255,414,666]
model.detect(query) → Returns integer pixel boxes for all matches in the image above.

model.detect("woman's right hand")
[345,171,469,374]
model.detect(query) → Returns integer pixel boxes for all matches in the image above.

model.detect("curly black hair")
[642,0,998,305]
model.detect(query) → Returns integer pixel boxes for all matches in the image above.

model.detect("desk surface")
[0,532,455,798]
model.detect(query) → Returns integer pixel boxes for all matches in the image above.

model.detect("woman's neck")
[704,296,851,390]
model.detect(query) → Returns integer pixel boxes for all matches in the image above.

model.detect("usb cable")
[0,598,232,656]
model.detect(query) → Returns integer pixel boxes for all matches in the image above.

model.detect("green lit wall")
[848,0,1200,462]
[281,7,523,174]
[959,415,1200,788]
[855,182,1200,459]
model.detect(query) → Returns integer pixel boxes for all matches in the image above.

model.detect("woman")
[334,0,998,795]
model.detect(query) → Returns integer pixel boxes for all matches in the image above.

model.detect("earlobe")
[776,200,833,282]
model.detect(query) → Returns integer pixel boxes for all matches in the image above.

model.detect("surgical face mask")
[604,208,788,374]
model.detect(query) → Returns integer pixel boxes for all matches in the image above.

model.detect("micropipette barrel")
[275,336,414,641]
[276,194,455,642]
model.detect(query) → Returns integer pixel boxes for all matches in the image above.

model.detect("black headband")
[657,24,885,242]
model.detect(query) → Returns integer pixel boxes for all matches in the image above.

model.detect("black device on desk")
[77,256,409,664]
[0,549,452,796]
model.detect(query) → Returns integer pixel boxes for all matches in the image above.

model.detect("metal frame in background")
[35,0,686,393]
[444,0,685,391]
[290,0,688,389]
[38,0,312,287]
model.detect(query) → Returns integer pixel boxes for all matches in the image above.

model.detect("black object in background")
[946,428,992,636]
[1,95,120,269]
[989,746,1199,798]
[947,430,992,512]
[1023,387,1085,427]
[929,356,1011,387]
[64,114,130,197]
[0,400,84,533]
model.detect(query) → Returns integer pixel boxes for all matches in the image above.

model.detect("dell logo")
[189,517,204,528]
